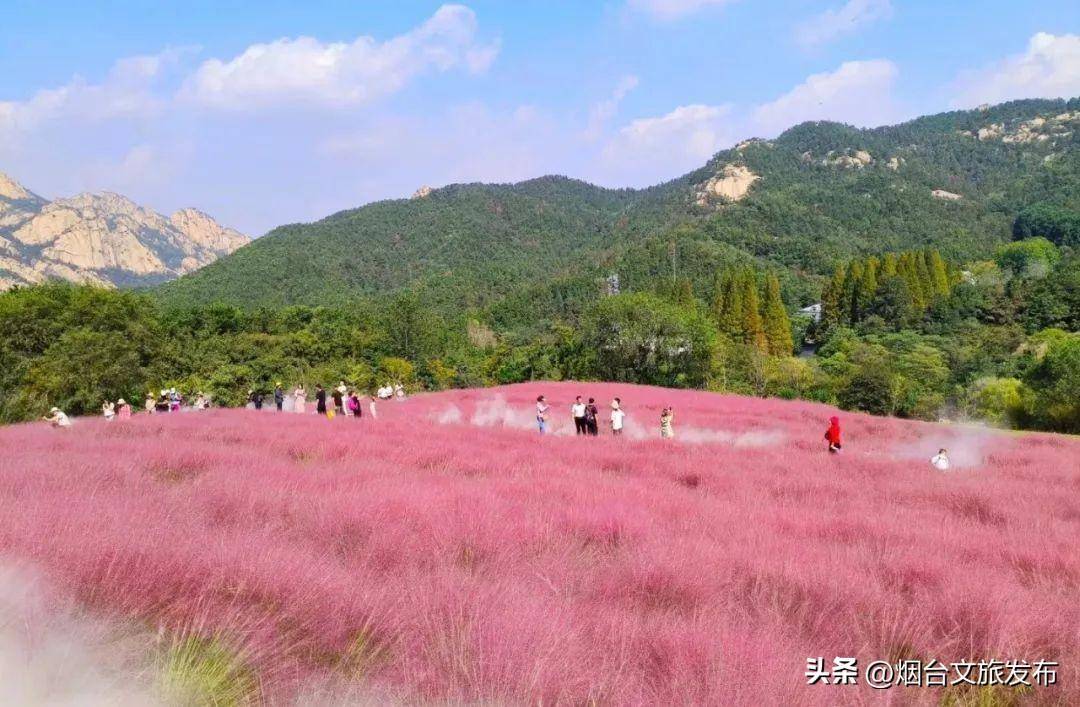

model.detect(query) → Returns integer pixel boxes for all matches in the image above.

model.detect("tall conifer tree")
[762,272,794,355]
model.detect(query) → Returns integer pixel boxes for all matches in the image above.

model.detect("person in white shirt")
[931,448,950,471]
[571,396,587,435]
[369,394,378,419]
[102,400,115,421]
[535,395,550,434]
[394,384,406,400]
[44,407,71,428]
[610,398,625,436]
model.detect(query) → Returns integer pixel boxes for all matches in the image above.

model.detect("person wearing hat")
[274,382,285,412]
[117,398,132,420]
[43,407,71,428]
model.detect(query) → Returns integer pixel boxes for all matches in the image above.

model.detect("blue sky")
[1,0,1078,235]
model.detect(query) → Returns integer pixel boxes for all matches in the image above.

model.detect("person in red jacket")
[824,416,842,453]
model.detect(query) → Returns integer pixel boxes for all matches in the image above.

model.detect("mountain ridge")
[0,175,249,290]
[154,98,1079,324]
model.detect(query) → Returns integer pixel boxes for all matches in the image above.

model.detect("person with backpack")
[585,398,599,436]
[571,396,587,435]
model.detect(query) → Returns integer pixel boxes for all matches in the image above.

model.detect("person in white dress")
[102,400,116,421]
[930,448,950,471]
[294,385,307,414]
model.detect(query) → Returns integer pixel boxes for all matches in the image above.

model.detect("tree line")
[1,237,1076,433]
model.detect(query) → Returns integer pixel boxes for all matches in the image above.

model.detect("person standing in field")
[824,416,842,453]
[43,407,71,428]
[572,396,587,435]
[536,395,550,434]
[116,398,131,420]
[610,398,625,436]
[585,398,599,436]
[274,383,285,412]
[931,448,950,471]
[168,388,181,412]
[145,393,155,414]
[368,393,378,419]
[102,400,115,421]
[332,385,345,416]
[348,390,362,419]
[660,406,675,439]
[249,389,263,411]
[315,384,328,417]
[294,385,307,414]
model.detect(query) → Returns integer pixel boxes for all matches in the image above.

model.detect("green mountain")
[156,98,1080,328]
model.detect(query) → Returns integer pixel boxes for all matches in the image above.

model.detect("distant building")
[799,303,822,323]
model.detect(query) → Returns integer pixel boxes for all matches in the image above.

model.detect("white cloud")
[600,104,734,183]
[180,4,498,109]
[795,0,893,48]
[950,32,1080,108]
[0,49,183,139]
[752,59,900,134]
[628,0,738,21]
[584,74,639,139]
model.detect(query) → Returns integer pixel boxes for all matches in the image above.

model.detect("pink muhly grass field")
[0,381,1078,704]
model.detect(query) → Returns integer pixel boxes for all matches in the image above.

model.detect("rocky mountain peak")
[0,172,249,291]
[0,172,38,201]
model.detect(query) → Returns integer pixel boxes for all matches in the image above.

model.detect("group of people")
[41,383,953,471]
[534,395,674,439]
[376,383,406,400]
[248,381,405,420]
[142,388,209,414]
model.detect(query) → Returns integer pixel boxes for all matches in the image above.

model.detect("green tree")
[821,264,846,332]
[1021,334,1080,433]
[995,238,1060,280]
[762,273,794,356]
[579,292,719,387]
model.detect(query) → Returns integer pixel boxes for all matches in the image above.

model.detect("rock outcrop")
[964,112,1077,145]
[694,164,760,206]
[931,189,962,201]
[802,149,874,169]
[0,172,248,290]
[411,185,434,200]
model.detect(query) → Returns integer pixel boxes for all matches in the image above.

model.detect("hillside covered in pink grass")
[1,382,1078,704]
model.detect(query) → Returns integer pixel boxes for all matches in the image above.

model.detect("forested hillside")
[157,98,1079,326]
